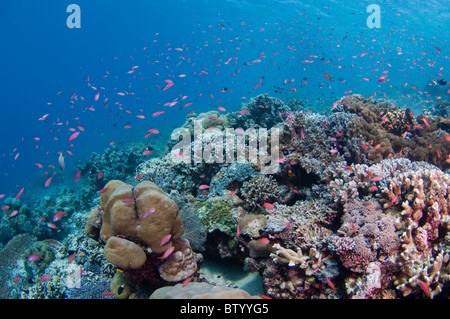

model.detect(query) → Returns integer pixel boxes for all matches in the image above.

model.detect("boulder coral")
[99,180,184,255]
[86,180,199,293]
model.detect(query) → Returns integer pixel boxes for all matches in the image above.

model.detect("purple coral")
[330,199,399,273]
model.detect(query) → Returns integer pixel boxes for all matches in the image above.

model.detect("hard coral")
[100,180,183,254]
[87,180,199,292]
[337,94,450,170]
[149,281,256,299]
[241,175,280,211]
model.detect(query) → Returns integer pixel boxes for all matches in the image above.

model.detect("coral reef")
[335,94,450,170]
[227,93,303,129]
[4,93,450,300]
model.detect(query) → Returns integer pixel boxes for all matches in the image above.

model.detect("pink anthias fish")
[44,176,53,188]
[68,131,80,142]
[40,274,52,284]
[74,170,81,183]
[15,187,24,200]
[152,111,166,117]
[28,254,42,262]
[9,210,18,218]
[142,207,155,219]
[160,234,172,247]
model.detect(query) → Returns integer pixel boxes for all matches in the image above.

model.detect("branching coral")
[326,157,450,298]
[384,165,450,297]
[241,175,280,211]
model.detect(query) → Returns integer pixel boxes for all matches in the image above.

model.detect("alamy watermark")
[170,119,281,174]
[66,4,81,29]
[367,4,381,29]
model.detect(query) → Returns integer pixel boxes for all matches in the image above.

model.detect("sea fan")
[179,205,206,252]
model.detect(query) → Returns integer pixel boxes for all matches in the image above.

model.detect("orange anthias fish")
[53,211,66,221]
[323,73,332,82]
[160,246,175,260]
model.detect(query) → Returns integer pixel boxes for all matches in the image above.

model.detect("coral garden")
[1,93,449,299]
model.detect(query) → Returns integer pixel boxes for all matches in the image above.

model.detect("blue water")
[1,0,449,197]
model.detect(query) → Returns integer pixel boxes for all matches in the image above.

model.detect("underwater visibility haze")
[0,0,450,299]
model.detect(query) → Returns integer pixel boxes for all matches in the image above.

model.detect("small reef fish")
[44,176,53,188]
[67,254,76,264]
[47,222,59,230]
[99,188,109,194]
[9,210,18,218]
[326,279,336,291]
[122,199,135,203]
[101,291,115,297]
[58,152,65,170]
[263,202,275,210]
[28,254,42,262]
[182,276,193,288]
[142,207,155,218]
[160,246,175,260]
[15,187,24,200]
[152,111,166,117]
[418,280,431,297]
[74,170,81,183]
[53,211,66,221]
[40,274,52,284]
[198,184,210,190]
[160,234,172,247]
[68,131,80,142]
[323,73,332,82]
